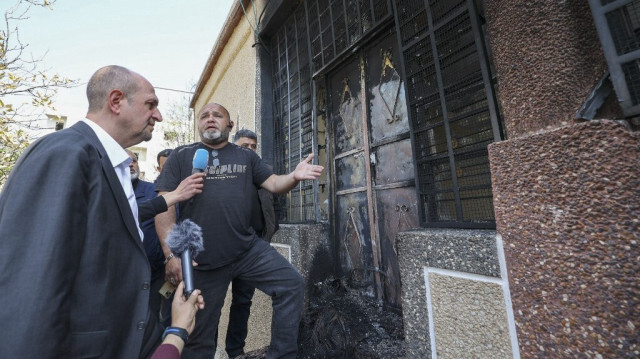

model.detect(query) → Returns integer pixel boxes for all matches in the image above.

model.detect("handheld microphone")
[192,148,209,174]
[188,149,209,206]
[166,219,204,298]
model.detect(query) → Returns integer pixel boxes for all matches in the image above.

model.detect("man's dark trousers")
[182,239,304,359]
[225,278,255,357]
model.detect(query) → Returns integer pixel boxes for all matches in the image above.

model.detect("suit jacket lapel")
[70,122,144,248]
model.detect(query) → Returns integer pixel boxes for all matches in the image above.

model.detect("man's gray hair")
[233,128,257,143]
[86,65,140,113]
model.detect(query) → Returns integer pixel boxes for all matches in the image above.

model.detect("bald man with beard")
[155,103,324,359]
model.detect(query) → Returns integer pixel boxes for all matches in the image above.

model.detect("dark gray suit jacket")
[0,122,162,358]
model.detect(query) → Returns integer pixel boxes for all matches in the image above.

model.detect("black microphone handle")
[181,248,195,298]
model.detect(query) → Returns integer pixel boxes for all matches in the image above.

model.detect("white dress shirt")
[81,119,144,241]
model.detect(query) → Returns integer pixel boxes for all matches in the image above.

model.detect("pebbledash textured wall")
[484,0,607,138]
[485,0,640,357]
[489,121,640,357]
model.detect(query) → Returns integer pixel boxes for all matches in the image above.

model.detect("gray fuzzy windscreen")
[166,219,204,258]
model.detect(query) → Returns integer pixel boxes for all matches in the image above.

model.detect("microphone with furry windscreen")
[166,219,204,298]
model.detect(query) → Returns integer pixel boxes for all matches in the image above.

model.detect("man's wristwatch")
[162,326,189,344]
[163,253,175,265]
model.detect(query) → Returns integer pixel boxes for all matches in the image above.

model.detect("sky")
[2,0,235,124]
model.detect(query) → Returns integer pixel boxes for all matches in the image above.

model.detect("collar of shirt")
[81,118,129,168]
[81,118,144,241]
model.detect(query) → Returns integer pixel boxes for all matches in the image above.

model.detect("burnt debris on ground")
[236,277,406,359]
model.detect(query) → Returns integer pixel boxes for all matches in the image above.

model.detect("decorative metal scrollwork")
[342,206,362,274]
[378,48,402,125]
[393,202,412,256]
[338,77,356,140]
[340,77,352,105]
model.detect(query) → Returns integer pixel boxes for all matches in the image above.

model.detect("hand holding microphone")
[161,173,205,207]
[166,219,204,298]
[188,149,209,206]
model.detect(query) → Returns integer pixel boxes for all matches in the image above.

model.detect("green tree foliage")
[0,0,76,187]
[162,93,195,149]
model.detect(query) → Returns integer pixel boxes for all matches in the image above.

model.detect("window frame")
[589,0,640,117]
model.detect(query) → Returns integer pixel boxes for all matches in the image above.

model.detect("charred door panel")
[366,31,417,308]
[373,138,414,185]
[335,70,364,154]
[335,191,375,295]
[335,152,367,191]
[369,47,409,142]
[329,28,416,306]
[331,56,376,295]
[375,186,419,306]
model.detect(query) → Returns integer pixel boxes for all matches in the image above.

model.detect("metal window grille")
[272,5,316,222]
[394,0,503,227]
[589,0,640,116]
[271,0,392,223]
[270,0,500,227]
[307,0,392,71]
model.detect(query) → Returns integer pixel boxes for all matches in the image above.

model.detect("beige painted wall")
[193,5,257,140]
[192,3,273,356]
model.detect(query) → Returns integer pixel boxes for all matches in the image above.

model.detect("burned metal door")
[329,30,418,307]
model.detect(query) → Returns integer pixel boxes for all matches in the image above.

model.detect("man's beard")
[201,128,229,146]
[140,125,153,142]
[130,170,139,181]
[138,121,153,142]
[140,131,152,142]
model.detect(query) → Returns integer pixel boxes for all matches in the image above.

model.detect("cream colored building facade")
[190,2,272,356]
[191,3,260,153]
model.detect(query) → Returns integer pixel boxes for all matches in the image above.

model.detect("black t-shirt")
[155,142,273,269]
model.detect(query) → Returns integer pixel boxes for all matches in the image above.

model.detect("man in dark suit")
[0,65,182,359]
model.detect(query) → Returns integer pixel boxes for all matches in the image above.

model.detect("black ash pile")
[238,277,406,359]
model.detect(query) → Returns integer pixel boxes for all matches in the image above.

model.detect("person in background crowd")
[127,149,168,326]
[157,148,173,175]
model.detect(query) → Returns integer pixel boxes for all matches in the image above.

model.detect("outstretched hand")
[260,153,324,194]
[293,154,324,181]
